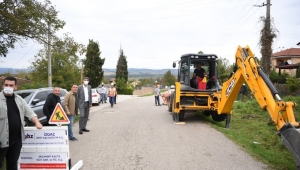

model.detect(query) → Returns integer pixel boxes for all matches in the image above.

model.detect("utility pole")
[253,0,271,31]
[254,0,272,75]
[80,59,84,82]
[266,0,271,34]
[47,22,52,87]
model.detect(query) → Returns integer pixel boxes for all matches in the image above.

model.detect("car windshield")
[15,91,35,103]
[92,89,96,93]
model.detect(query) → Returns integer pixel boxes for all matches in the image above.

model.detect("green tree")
[217,57,233,83]
[116,49,128,82]
[138,78,155,87]
[198,51,204,54]
[30,33,85,89]
[0,0,65,57]
[83,39,105,88]
[161,70,176,86]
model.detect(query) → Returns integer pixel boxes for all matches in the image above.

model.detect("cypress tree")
[83,39,105,88]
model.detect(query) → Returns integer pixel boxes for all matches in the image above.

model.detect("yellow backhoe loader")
[169,45,300,168]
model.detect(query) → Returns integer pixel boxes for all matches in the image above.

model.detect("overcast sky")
[1,0,300,69]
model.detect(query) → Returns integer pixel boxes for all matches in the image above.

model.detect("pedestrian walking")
[0,76,43,170]
[43,87,61,126]
[154,85,161,106]
[114,84,118,104]
[99,84,107,104]
[107,83,116,108]
[77,77,92,135]
[63,84,79,141]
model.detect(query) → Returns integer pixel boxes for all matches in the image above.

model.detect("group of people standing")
[154,85,172,106]
[0,76,120,169]
[42,77,92,140]
[97,83,118,108]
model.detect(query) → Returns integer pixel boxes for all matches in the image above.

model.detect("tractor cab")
[173,53,220,91]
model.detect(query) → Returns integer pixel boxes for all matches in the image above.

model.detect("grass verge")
[196,96,300,170]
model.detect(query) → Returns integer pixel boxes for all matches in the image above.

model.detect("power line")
[207,0,260,50]
[63,0,230,20]
[68,4,249,27]
[198,0,241,49]
[10,43,37,68]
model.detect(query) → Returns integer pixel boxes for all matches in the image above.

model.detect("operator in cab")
[190,63,206,89]
[193,63,206,79]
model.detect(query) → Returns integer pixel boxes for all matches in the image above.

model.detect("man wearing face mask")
[43,87,61,126]
[77,77,92,134]
[0,76,43,170]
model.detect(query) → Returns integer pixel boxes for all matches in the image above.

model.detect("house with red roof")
[271,48,300,76]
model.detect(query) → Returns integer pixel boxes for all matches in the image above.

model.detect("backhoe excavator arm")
[218,45,300,168]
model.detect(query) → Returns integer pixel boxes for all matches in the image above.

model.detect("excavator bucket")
[280,124,300,169]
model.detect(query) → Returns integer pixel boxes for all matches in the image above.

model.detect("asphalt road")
[69,95,269,170]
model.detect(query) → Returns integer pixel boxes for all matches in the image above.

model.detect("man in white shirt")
[77,77,92,134]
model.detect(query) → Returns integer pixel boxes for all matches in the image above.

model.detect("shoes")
[158,105,162,106]
[70,137,78,141]
[111,105,113,108]
[82,129,90,132]
[79,130,83,134]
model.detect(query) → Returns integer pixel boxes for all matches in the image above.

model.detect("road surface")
[68,95,269,170]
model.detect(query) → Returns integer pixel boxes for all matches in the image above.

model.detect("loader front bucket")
[280,123,300,169]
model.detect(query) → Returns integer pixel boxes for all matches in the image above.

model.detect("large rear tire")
[211,111,226,122]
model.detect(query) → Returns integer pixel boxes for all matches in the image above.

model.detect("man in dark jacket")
[43,87,61,126]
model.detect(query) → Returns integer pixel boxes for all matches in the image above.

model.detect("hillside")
[0,67,177,78]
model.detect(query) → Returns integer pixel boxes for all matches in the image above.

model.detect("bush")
[119,87,133,95]
[18,82,47,90]
[269,68,278,83]
[286,77,300,94]
[277,72,289,84]
[296,63,300,78]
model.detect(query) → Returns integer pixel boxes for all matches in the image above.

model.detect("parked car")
[15,87,68,126]
[92,88,101,106]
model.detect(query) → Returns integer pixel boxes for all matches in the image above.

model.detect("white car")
[92,89,101,106]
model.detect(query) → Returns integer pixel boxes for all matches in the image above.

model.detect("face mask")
[84,81,89,85]
[3,86,14,95]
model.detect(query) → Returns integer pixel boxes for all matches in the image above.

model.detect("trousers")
[79,102,90,130]
[155,96,160,105]
[0,138,22,170]
[67,115,75,139]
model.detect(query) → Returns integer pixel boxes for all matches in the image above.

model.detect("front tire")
[211,111,226,122]
[172,110,185,121]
